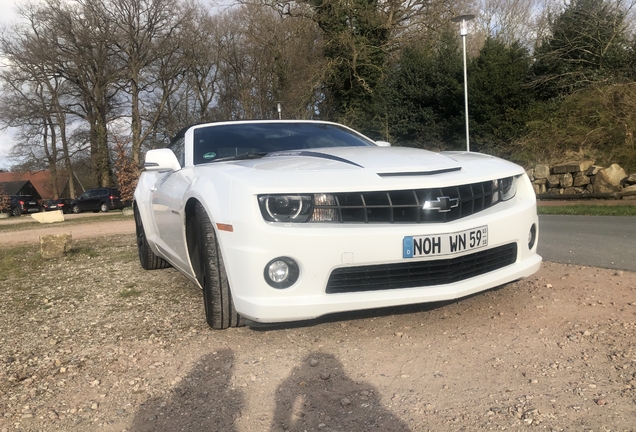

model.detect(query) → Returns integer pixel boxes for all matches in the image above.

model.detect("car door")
[93,189,109,211]
[151,167,192,273]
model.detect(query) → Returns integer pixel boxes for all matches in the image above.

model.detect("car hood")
[236,146,462,175]
[192,146,525,194]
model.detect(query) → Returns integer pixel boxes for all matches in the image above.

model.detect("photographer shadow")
[129,349,242,432]
[270,351,410,432]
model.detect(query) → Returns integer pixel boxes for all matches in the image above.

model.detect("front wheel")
[193,202,243,330]
[134,206,170,270]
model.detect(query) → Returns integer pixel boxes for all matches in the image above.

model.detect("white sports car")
[134,120,541,329]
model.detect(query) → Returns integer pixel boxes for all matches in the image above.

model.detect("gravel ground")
[1,229,636,431]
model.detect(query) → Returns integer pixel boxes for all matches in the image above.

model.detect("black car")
[9,195,41,216]
[70,188,124,213]
[42,198,74,214]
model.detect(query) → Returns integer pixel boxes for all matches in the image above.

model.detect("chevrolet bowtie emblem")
[422,196,459,212]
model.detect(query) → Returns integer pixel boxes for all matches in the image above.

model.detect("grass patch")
[538,204,636,216]
[119,288,142,298]
[0,245,43,281]
[67,246,100,259]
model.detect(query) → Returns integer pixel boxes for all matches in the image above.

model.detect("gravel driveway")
[1,218,636,431]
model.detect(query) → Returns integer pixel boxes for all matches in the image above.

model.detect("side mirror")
[375,140,391,147]
[144,149,181,172]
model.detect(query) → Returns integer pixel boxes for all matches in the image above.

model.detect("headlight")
[492,176,518,203]
[258,194,313,222]
[500,176,517,201]
[258,193,340,223]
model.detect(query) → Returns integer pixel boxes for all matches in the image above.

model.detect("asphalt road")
[538,215,636,272]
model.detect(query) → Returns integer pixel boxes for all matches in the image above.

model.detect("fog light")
[269,261,289,283]
[264,257,299,289]
[528,224,537,250]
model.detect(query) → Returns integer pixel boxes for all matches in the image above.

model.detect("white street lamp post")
[452,14,475,152]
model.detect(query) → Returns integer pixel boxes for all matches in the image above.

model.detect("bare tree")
[474,0,544,48]
[213,4,324,120]
[104,0,193,166]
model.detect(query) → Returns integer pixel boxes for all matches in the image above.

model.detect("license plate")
[403,226,488,258]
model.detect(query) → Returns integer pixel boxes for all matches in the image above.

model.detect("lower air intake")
[326,243,518,294]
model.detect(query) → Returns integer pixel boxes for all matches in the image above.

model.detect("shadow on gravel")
[129,349,242,431]
[270,352,411,431]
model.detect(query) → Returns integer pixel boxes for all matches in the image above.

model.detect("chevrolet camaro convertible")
[134,120,541,329]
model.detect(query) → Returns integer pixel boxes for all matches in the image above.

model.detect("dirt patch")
[1,230,636,431]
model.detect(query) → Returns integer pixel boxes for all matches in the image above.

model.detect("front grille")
[312,180,498,223]
[326,243,517,294]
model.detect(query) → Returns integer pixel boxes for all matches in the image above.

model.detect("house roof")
[0,170,66,199]
[0,180,41,198]
[0,180,30,195]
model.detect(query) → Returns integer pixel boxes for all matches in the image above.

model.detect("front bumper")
[220,197,541,323]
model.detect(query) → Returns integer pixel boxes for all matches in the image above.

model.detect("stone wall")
[527,161,636,199]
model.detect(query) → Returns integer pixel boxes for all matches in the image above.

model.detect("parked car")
[70,188,124,213]
[9,195,41,216]
[42,198,74,214]
[134,120,542,329]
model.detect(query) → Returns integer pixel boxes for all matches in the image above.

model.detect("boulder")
[552,160,594,174]
[593,164,627,193]
[532,183,546,195]
[624,174,636,185]
[594,164,627,193]
[622,184,636,198]
[31,210,64,224]
[586,165,603,176]
[572,173,591,187]
[40,234,72,259]
[525,168,534,181]
[546,174,561,188]
[534,164,550,180]
[560,173,573,188]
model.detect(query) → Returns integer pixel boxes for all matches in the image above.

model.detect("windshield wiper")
[210,152,269,162]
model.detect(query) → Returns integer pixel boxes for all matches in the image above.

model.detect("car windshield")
[192,122,375,165]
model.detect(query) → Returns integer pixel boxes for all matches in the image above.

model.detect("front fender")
[134,171,162,252]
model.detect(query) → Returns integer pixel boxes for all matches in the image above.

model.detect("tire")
[72,205,80,214]
[134,206,170,270]
[100,203,109,213]
[11,207,21,217]
[193,202,243,330]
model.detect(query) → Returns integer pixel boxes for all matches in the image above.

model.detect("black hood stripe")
[265,151,364,168]
[378,167,462,177]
